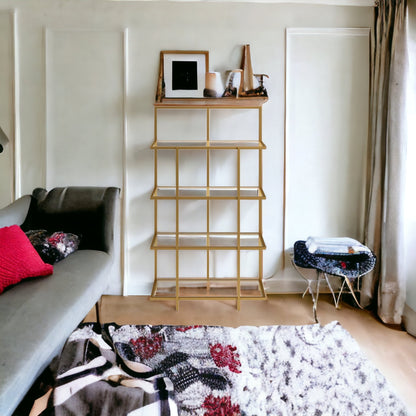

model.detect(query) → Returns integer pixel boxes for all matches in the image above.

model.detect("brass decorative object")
[239,45,268,98]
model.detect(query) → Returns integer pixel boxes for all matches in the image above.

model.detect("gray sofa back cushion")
[21,187,120,254]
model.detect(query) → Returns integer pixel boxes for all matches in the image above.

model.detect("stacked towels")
[305,237,371,256]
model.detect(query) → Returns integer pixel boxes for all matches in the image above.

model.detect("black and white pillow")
[25,230,81,265]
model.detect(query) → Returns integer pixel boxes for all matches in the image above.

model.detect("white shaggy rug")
[39,321,408,415]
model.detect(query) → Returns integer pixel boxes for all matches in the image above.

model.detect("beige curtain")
[362,0,408,325]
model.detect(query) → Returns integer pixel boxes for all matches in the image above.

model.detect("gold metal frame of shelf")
[151,100,266,310]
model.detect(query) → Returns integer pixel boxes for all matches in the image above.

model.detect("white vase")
[204,72,224,98]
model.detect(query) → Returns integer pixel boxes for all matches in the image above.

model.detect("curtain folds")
[363,0,408,325]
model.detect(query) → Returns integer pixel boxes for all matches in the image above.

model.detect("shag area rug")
[34,321,408,415]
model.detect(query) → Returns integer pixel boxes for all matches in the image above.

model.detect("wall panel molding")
[44,27,126,187]
[0,10,16,206]
[44,27,128,294]
[283,27,370,279]
[12,10,20,201]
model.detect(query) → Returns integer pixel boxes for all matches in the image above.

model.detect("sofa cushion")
[0,225,53,294]
[25,230,81,264]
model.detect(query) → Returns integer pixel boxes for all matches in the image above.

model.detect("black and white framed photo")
[162,51,209,98]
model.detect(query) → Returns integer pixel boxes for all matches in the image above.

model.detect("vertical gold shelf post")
[206,108,210,293]
[153,107,159,298]
[258,107,263,292]
[237,148,241,311]
[175,148,180,310]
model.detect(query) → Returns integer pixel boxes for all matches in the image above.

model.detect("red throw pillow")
[0,225,53,294]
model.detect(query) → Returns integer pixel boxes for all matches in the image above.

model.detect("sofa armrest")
[0,196,31,228]
[21,187,120,254]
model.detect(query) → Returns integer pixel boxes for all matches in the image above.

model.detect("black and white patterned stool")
[291,240,376,322]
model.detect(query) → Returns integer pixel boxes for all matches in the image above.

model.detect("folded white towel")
[305,236,371,255]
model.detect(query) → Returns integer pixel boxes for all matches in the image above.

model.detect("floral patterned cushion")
[25,230,81,265]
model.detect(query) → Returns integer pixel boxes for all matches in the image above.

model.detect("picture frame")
[160,51,209,99]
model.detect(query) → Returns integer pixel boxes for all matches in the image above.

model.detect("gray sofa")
[0,186,120,416]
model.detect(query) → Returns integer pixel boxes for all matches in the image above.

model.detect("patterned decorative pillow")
[0,225,53,294]
[25,230,81,265]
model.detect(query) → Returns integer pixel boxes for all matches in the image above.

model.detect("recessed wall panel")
[45,29,124,188]
[285,28,370,256]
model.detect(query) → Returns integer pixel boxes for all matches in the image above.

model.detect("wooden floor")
[85,294,416,414]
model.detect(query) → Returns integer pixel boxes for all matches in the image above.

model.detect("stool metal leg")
[332,276,364,309]
[290,257,322,322]
[334,279,347,308]
[323,272,338,308]
[344,277,364,309]
[312,270,321,323]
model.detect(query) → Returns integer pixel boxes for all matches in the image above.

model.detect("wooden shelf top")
[154,96,268,108]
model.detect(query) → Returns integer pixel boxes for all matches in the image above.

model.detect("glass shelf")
[151,278,267,300]
[151,140,266,150]
[151,232,266,250]
[151,186,266,200]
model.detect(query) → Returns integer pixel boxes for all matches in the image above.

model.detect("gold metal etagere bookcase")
[150,97,267,310]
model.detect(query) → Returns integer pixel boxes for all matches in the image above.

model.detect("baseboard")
[264,277,308,294]
[403,303,416,338]
[264,278,338,295]
[121,271,342,296]
[264,267,342,295]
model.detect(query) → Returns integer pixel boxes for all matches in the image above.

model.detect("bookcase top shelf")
[151,140,266,150]
[154,97,268,108]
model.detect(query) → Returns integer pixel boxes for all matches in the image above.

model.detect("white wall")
[0,0,372,295]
